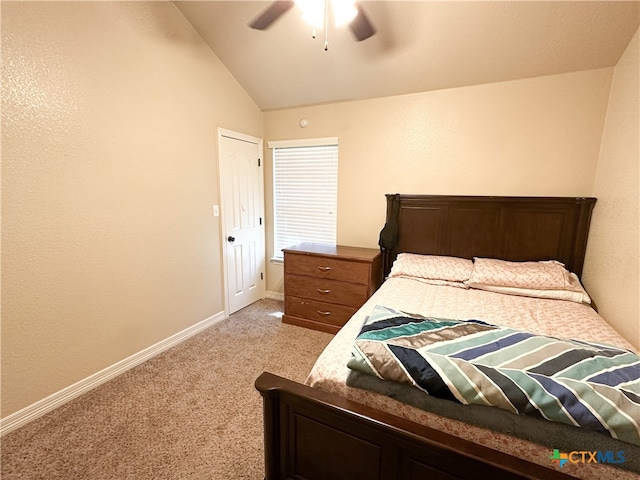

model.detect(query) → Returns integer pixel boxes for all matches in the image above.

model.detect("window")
[270,138,338,260]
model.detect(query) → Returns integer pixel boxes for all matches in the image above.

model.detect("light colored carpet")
[1,299,334,479]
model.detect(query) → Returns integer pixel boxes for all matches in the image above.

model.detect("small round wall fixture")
[299,118,309,128]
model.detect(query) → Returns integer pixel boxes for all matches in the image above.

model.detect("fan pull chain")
[324,0,329,50]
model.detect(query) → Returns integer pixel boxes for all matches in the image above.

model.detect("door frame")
[217,127,265,317]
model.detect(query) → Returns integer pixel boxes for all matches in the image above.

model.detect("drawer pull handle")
[317,266,332,272]
[317,288,331,294]
[317,310,331,316]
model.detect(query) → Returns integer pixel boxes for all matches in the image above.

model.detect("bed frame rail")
[256,372,572,480]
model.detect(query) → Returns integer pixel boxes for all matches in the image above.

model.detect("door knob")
[227,236,236,243]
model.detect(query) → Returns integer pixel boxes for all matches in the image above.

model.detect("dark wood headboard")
[380,195,596,279]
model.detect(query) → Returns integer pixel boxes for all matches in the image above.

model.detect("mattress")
[305,277,639,479]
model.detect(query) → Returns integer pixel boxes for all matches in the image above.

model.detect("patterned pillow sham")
[469,272,592,304]
[466,258,572,290]
[465,258,590,303]
[389,254,473,288]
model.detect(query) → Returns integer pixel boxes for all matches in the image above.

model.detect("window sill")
[270,257,284,265]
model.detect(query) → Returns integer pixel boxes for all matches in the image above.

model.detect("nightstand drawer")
[285,296,358,328]
[285,274,368,307]
[285,253,370,284]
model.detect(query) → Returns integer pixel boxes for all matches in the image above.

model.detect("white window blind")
[271,140,338,259]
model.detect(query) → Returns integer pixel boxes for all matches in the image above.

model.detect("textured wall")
[263,68,612,295]
[1,2,262,416]
[583,28,640,349]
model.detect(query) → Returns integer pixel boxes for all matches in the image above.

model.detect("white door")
[218,129,265,314]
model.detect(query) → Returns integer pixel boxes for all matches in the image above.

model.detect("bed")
[255,194,639,480]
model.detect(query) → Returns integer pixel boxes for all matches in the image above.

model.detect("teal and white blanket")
[348,305,640,446]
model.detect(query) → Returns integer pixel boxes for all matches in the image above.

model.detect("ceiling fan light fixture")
[296,0,325,28]
[249,0,374,47]
[332,0,358,27]
[296,0,358,29]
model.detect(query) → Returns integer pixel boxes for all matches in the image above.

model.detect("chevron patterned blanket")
[348,305,640,446]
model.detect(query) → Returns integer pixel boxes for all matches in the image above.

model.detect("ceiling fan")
[249,0,376,44]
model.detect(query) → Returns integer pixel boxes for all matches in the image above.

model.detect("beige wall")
[264,69,613,295]
[583,28,640,350]
[1,2,262,416]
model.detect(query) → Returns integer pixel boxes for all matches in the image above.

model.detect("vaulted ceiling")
[175,1,640,111]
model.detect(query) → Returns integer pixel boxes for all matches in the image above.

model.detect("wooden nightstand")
[282,243,382,334]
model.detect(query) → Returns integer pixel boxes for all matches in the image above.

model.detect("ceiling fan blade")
[349,4,376,41]
[249,1,295,30]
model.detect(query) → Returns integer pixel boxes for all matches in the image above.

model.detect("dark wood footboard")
[255,372,573,480]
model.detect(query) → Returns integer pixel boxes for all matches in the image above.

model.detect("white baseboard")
[265,291,284,301]
[0,311,226,436]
